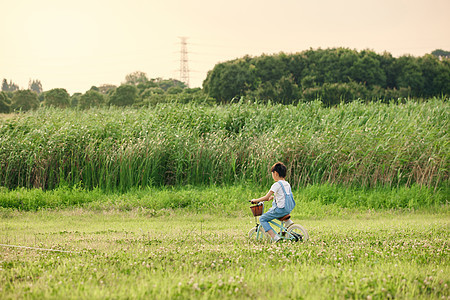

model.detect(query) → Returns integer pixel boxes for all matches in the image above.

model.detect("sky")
[1,0,449,94]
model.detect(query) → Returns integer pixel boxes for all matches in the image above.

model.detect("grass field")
[1,98,448,191]
[1,206,448,299]
[1,184,448,211]
[1,99,448,298]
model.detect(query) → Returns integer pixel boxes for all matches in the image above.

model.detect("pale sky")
[1,0,449,94]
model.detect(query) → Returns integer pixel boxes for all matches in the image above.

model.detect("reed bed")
[0,98,448,191]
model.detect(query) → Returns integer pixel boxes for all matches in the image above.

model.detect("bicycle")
[248,202,309,242]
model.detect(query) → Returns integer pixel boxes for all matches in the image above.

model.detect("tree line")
[0,72,214,113]
[203,48,450,105]
[1,48,449,112]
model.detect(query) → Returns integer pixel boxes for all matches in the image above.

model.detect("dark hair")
[270,162,287,178]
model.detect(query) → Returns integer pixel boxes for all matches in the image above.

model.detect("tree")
[70,93,82,108]
[247,81,277,102]
[78,90,105,109]
[44,88,70,108]
[108,84,138,107]
[125,71,149,85]
[141,87,164,99]
[379,51,397,88]
[302,82,368,105]
[1,79,19,92]
[11,90,39,111]
[204,48,450,103]
[253,54,286,84]
[431,49,450,59]
[301,75,317,89]
[430,59,450,95]
[166,86,183,94]
[136,81,158,92]
[418,54,442,97]
[305,48,358,84]
[203,57,255,102]
[395,56,424,96]
[98,84,116,95]
[1,79,8,92]
[28,79,43,94]
[155,78,186,91]
[350,51,386,87]
[0,92,11,113]
[276,75,300,104]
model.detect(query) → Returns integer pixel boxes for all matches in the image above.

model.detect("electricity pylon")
[179,37,190,87]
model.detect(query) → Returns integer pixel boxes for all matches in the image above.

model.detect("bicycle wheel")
[248,226,270,241]
[287,224,309,242]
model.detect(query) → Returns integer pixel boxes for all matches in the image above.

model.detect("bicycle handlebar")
[249,200,263,206]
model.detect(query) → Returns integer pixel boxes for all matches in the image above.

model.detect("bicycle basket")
[250,204,263,216]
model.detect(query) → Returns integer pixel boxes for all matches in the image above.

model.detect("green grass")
[0,98,448,191]
[0,184,448,212]
[1,98,448,298]
[1,209,448,299]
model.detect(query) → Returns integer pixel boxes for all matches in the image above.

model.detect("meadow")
[0,99,449,299]
[1,206,448,299]
[1,185,449,299]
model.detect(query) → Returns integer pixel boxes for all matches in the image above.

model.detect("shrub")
[0,92,11,113]
[44,88,70,108]
[11,90,39,112]
[109,85,138,107]
[79,90,105,109]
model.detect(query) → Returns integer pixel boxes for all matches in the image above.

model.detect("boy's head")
[270,162,287,178]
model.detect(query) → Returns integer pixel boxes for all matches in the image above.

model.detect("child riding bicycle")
[251,162,295,243]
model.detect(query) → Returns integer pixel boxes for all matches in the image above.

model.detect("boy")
[251,162,295,243]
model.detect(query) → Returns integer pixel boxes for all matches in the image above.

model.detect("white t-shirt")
[269,180,292,209]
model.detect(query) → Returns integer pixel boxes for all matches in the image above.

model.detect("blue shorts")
[259,207,291,233]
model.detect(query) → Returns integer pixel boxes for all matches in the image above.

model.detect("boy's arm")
[251,191,274,204]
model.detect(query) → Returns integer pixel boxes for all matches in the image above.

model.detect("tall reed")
[0,98,448,191]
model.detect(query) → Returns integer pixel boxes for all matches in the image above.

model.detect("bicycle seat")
[277,214,291,221]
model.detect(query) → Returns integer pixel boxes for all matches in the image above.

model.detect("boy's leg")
[260,208,285,236]
[260,208,291,241]
[259,211,275,234]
